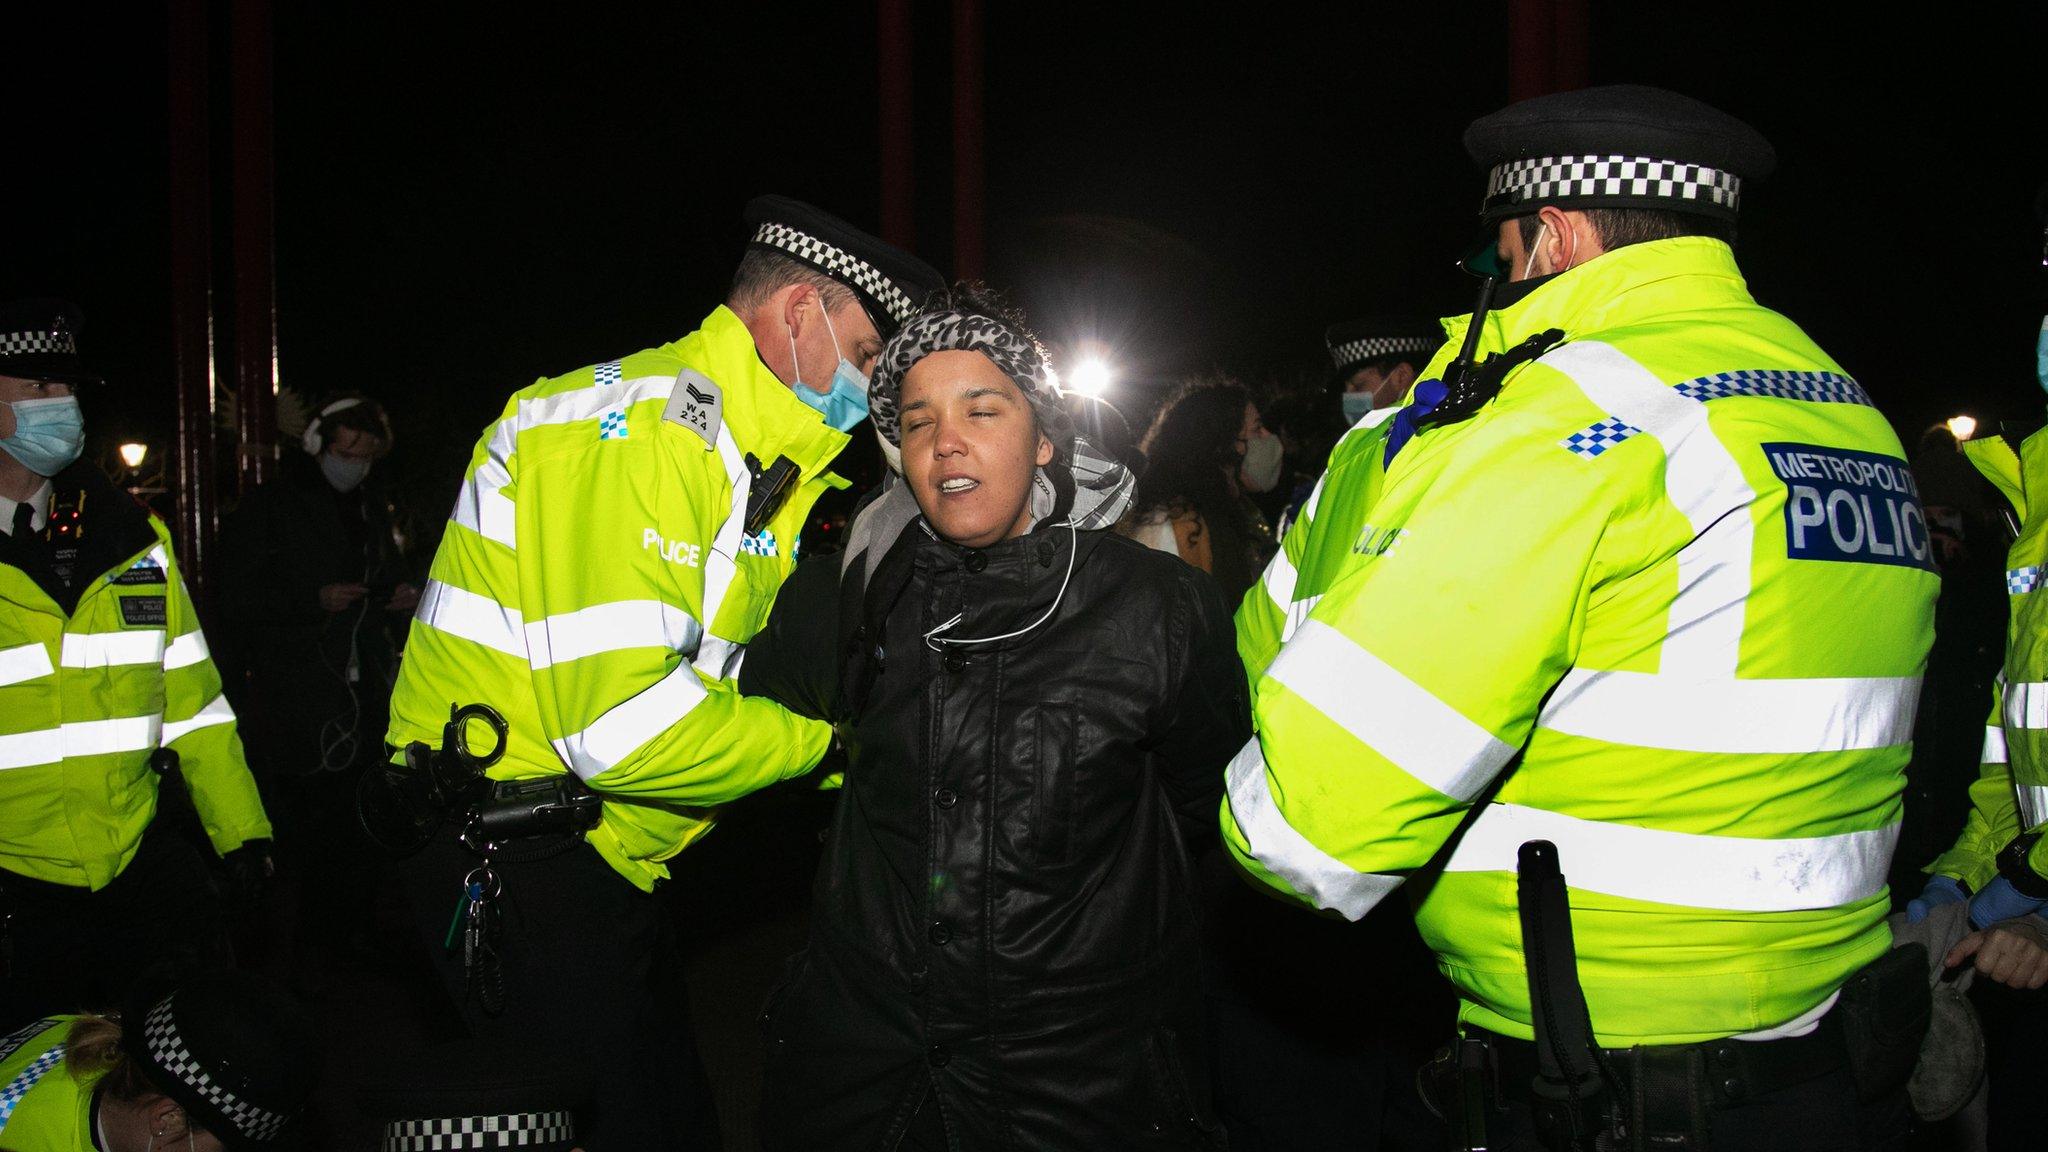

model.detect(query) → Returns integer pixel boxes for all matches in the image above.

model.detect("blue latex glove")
[1968,875,2048,929]
[1907,874,1968,923]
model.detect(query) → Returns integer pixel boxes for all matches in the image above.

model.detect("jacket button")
[933,787,958,809]
[1036,541,1055,566]
[943,653,966,673]
[1721,1077,1745,1100]
[927,1044,950,1068]
[964,550,987,573]
[929,921,953,945]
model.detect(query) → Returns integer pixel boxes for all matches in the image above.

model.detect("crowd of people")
[3,80,2046,1152]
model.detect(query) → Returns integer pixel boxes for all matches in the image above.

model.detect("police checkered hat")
[0,298,102,387]
[358,1042,590,1152]
[1463,85,1776,224]
[122,972,321,1149]
[743,195,946,339]
[1325,317,1443,379]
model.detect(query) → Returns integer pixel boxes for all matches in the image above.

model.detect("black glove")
[220,838,276,911]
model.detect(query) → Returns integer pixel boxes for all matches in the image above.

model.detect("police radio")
[745,453,800,537]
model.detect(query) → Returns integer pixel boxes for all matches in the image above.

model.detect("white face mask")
[320,451,372,492]
[1240,432,1284,493]
[1521,222,1551,280]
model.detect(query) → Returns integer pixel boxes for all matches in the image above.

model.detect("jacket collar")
[1438,236,1755,361]
[670,305,850,481]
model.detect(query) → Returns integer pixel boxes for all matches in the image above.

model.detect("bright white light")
[119,442,149,469]
[1068,359,1114,397]
[1946,415,1977,441]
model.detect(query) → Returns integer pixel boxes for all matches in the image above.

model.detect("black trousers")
[0,818,233,1029]
[398,833,720,1152]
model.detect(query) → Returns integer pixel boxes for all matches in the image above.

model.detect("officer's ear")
[1385,362,1417,398]
[779,283,823,342]
[143,1097,197,1141]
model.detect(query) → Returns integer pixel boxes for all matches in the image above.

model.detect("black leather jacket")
[748,516,1249,1151]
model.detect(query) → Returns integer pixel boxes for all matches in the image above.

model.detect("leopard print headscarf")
[868,309,1067,451]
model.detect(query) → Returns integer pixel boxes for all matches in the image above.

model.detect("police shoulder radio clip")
[745,453,800,537]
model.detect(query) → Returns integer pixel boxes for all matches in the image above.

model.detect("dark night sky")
[7,3,2046,501]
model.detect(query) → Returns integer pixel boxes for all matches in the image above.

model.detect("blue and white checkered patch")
[739,528,777,557]
[598,411,629,440]
[1674,370,1872,407]
[0,1042,66,1127]
[2010,567,2043,595]
[594,360,622,387]
[1561,417,1642,459]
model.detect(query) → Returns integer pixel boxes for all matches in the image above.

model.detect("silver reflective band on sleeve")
[523,600,703,671]
[1984,725,2009,764]
[162,693,236,743]
[453,375,679,550]
[0,641,54,687]
[163,630,211,671]
[1260,546,1299,614]
[415,579,527,659]
[1267,619,1515,801]
[1539,669,1919,754]
[0,715,164,771]
[60,630,167,668]
[2019,785,2048,831]
[1442,802,1897,912]
[451,471,518,549]
[693,635,745,683]
[1224,735,1402,920]
[2004,681,2048,730]
[550,658,711,781]
[690,434,754,681]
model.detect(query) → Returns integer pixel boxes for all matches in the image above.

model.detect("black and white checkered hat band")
[1484,154,1741,214]
[0,328,77,357]
[381,1111,577,1150]
[143,996,291,1142]
[752,222,916,326]
[1331,336,1438,368]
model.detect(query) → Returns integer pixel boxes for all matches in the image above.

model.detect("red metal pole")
[1552,0,1590,93]
[167,0,217,593]
[1508,0,1590,101]
[950,0,984,281]
[230,0,278,493]
[878,0,915,250]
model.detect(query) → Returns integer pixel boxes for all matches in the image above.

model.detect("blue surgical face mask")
[2035,316,2048,395]
[789,305,871,433]
[1,395,86,477]
[1341,391,1375,423]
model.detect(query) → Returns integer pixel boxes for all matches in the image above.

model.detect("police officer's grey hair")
[727,249,856,315]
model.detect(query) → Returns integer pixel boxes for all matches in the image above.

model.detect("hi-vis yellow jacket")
[1929,430,2048,886]
[1,480,269,889]
[388,306,846,891]
[1226,238,1939,1046]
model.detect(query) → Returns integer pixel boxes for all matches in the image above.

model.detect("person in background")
[0,298,272,1030]
[1896,183,2048,1149]
[0,969,320,1150]
[217,392,416,989]
[1123,375,1278,610]
[747,288,1247,1150]
[1325,317,1442,426]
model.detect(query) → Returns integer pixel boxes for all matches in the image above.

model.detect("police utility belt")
[1423,841,1929,1152]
